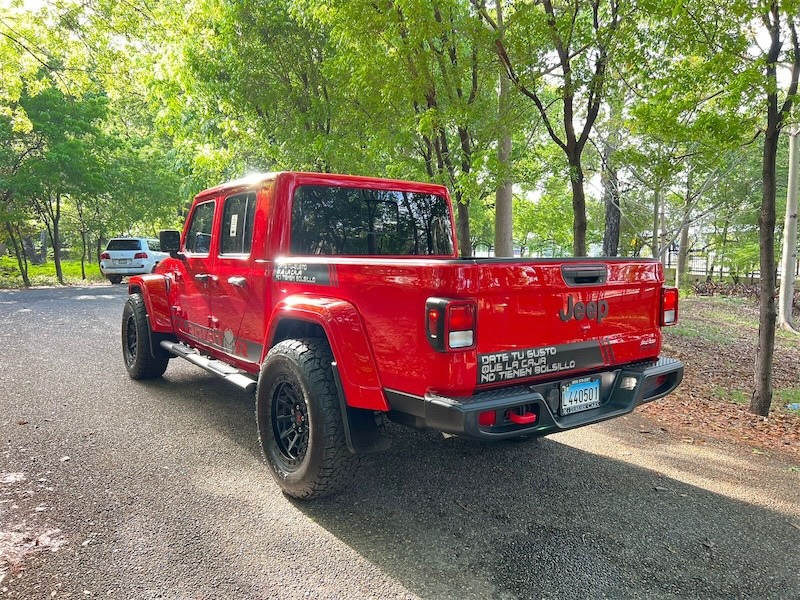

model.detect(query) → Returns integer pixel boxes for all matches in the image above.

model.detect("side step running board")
[160,341,257,393]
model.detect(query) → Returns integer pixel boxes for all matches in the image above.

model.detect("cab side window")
[220,192,256,255]
[184,200,215,254]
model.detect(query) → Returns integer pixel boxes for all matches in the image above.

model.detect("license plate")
[560,377,601,415]
[116,259,130,265]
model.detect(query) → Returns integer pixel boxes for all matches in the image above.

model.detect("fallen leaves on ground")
[641,296,800,459]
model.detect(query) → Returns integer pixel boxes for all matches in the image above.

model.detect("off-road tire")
[121,293,169,379]
[108,275,123,284]
[256,338,361,499]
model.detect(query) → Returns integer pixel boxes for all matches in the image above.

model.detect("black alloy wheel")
[271,378,310,468]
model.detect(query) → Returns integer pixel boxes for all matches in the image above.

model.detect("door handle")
[194,273,210,283]
[228,276,247,288]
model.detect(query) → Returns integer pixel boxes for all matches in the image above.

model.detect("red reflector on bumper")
[478,410,496,427]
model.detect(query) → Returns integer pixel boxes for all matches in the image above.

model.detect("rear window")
[106,239,143,251]
[290,185,453,256]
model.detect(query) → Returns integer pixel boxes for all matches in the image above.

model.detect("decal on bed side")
[274,263,333,285]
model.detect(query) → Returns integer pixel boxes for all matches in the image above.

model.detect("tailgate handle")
[561,265,607,286]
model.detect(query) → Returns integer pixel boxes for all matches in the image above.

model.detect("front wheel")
[256,338,360,499]
[121,293,169,379]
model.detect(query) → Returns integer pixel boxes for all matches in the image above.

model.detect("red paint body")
[130,172,671,413]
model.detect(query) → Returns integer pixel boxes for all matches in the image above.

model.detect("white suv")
[100,237,169,284]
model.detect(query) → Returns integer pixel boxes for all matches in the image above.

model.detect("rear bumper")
[100,264,152,276]
[385,356,683,440]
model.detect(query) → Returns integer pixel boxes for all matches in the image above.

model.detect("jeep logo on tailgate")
[559,295,609,323]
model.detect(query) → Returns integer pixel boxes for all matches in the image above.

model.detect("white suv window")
[107,239,143,251]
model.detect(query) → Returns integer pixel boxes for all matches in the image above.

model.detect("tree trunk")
[675,170,694,287]
[569,157,587,256]
[749,1,800,415]
[80,230,88,280]
[5,222,30,287]
[493,0,514,258]
[778,127,799,331]
[601,144,620,257]
[44,192,64,285]
[676,224,690,288]
[455,192,471,258]
[750,126,780,416]
[659,199,667,262]
[22,235,39,264]
[651,185,660,261]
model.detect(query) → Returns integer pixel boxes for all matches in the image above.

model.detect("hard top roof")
[194,171,449,200]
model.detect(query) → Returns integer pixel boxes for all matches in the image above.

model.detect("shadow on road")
[135,370,800,599]
[296,426,799,599]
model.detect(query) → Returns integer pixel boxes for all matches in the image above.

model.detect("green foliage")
[0,255,103,288]
[1,0,799,281]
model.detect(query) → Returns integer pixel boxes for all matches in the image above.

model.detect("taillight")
[426,298,477,352]
[134,252,148,259]
[100,252,110,260]
[661,287,679,326]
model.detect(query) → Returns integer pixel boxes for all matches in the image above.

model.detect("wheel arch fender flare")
[265,295,388,411]
[127,274,173,334]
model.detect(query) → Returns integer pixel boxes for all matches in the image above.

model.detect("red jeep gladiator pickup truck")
[121,171,683,498]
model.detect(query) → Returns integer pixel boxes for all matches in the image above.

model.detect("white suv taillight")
[661,287,679,326]
[426,298,477,352]
[134,252,148,259]
[100,252,110,260]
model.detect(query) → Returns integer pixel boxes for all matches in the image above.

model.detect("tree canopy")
[1,0,799,413]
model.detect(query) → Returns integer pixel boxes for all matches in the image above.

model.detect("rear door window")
[220,193,256,255]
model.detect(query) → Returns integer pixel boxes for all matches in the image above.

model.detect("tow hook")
[506,407,537,425]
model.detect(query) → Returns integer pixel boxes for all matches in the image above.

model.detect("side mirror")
[159,230,183,259]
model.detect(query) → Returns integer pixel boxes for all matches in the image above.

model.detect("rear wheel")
[256,338,360,499]
[121,293,168,379]
[108,275,123,284]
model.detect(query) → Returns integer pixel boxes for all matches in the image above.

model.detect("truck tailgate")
[473,259,663,387]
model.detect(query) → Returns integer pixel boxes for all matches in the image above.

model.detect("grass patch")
[668,296,757,343]
[776,328,800,346]
[714,386,800,410]
[703,308,759,329]
[669,320,731,344]
[776,388,800,408]
[0,256,104,288]
[715,388,749,404]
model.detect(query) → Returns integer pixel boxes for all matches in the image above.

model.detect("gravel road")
[1,285,798,599]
